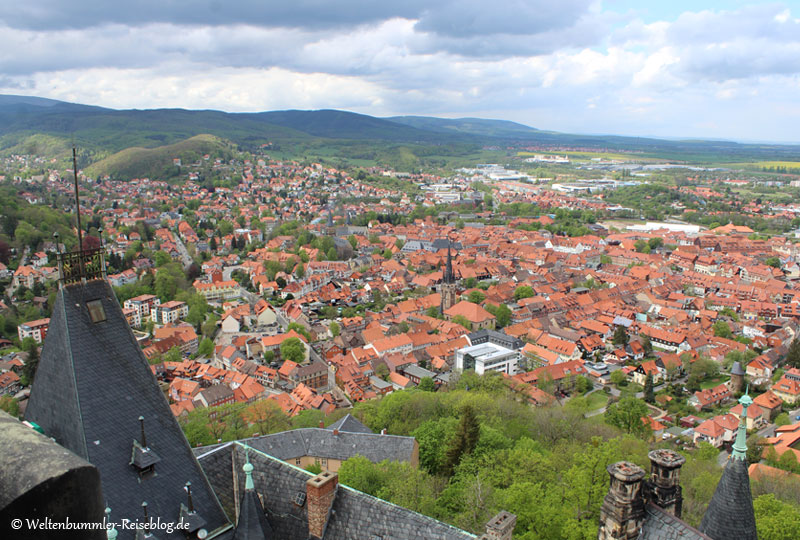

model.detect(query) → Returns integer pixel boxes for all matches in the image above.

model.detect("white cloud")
[1,2,800,141]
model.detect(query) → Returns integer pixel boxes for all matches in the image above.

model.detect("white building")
[455,342,520,376]
[18,318,50,343]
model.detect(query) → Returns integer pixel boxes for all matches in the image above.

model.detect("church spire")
[444,242,454,284]
[698,387,757,540]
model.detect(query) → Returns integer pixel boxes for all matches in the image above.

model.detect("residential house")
[17,318,50,343]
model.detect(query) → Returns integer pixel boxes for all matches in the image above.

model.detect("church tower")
[440,243,458,314]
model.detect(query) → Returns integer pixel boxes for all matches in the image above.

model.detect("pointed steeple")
[25,276,231,537]
[233,446,274,539]
[698,388,757,540]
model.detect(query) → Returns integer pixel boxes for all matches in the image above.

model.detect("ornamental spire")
[731,386,752,461]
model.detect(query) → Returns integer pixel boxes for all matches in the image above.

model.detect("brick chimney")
[480,511,516,540]
[306,471,338,539]
[644,449,686,517]
[598,461,646,540]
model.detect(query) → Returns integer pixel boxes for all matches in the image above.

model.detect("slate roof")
[698,456,757,540]
[640,504,710,540]
[197,442,475,540]
[326,413,373,434]
[195,427,415,464]
[25,279,231,540]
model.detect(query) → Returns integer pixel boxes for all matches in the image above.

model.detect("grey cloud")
[0,0,602,58]
[414,0,593,37]
[1,1,427,30]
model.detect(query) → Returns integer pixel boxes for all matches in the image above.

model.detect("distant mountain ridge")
[1,94,799,166]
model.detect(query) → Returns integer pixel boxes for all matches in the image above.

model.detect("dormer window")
[87,299,106,323]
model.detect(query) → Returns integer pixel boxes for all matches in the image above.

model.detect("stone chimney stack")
[598,462,646,540]
[644,449,686,517]
[306,471,338,539]
[480,511,516,540]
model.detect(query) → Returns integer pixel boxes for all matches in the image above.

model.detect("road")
[173,235,193,269]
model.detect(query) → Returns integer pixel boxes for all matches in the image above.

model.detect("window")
[87,299,107,323]
[295,458,301,466]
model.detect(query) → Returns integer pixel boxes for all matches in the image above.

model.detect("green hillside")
[2,95,800,167]
[85,134,236,180]
[387,115,543,138]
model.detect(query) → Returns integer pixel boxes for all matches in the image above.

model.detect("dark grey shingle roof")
[698,457,757,540]
[326,413,373,434]
[640,504,710,540]
[203,428,414,464]
[25,279,231,540]
[198,443,475,540]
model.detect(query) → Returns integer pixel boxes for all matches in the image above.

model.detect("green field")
[731,160,800,172]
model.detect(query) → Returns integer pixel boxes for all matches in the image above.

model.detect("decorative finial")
[731,385,752,461]
[243,447,255,491]
[105,507,117,540]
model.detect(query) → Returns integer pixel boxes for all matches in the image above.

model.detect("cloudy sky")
[2,1,800,142]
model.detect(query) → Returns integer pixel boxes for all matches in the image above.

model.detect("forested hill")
[2,94,800,164]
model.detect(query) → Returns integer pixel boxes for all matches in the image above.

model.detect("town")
[2,145,800,539]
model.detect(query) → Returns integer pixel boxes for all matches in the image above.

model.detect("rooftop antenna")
[73,146,83,252]
[139,416,147,448]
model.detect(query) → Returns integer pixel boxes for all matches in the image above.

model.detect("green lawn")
[700,375,730,390]
[586,391,609,411]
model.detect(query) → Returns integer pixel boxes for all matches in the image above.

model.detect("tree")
[753,494,800,540]
[452,315,472,331]
[613,326,629,346]
[276,276,287,289]
[610,370,627,387]
[468,290,486,304]
[329,321,340,337]
[288,323,312,341]
[644,373,655,404]
[348,235,358,249]
[280,337,305,364]
[263,350,275,364]
[764,257,781,268]
[418,377,436,392]
[640,335,653,356]
[245,399,290,435]
[786,337,800,369]
[648,237,663,250]
[20,338,39,385]
[0,395,20,417]
[604,397,650,437]
[443,405,481,476]
[295,263,306,279]
[425,306,443,319]
[713,320,733,339]
[382,249,393,259]
[513,285,534,301]
[197,338,214,358]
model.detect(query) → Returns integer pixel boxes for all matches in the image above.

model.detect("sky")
[1,1,800,142]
